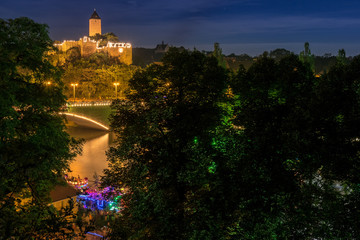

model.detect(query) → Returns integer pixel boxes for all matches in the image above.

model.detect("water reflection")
[66,126,113,182]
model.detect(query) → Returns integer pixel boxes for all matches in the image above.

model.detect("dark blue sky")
[2,0,360,56]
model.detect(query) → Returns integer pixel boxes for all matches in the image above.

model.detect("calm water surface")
[66,126,114,182]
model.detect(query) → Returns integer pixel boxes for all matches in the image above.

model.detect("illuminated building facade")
[89,9,101,36]
[54,10,132,65]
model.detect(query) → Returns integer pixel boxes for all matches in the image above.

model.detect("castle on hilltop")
[54,10,132,65]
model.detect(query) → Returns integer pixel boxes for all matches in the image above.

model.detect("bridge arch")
[61,112,110,131]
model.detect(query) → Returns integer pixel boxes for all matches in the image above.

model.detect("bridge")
[62,101,113,131]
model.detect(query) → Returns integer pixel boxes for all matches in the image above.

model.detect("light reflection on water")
[66,126,114,182]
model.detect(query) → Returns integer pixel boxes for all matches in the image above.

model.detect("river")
[66,126,114,183]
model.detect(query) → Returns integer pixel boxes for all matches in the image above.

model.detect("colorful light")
[65,175,89,189]
[208,161,217,174]
[77,186,123,212]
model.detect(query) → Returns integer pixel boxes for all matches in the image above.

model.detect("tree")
[90,33,103,41]
[100,45,360,239]
[0,17,81,238]
[269,48,292,61]
[336,48,347,65]
[91,32,120,47]
[299,42,315,71]
[213,42,227,69]
[60,54,139,100]
[228,54,360,239]
[103,32,119,43]
[66,46,81,62]
[103,48,229,239]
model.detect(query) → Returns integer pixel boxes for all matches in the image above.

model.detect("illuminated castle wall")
[54,10,132,65]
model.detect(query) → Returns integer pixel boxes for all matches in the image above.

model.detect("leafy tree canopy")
[213,42,227,68]
[299,42,315,71]
[269,48,292,61]
[104,48,229,239]
[229,54,360,239]
[61,60,139,100]
[0,17,81,238]
[102,46,360,239]
[90,32,120,47]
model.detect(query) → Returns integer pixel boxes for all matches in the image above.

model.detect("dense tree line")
[223,44,347,74]
[61,58,138,100]
[48,51,139,100]
[104,48,360,239]
[0,18,85,238]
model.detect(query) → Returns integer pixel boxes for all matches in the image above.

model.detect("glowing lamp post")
[113,82,120,99]
[71,83,78,103]
[45,81,51,92]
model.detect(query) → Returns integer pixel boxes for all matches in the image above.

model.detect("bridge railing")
[66,101,112,107]
[63,101,113,129]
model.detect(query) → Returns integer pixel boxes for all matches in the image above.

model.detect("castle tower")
[89,9,101,36]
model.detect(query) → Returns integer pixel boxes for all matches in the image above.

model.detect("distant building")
[155,41,169,53]
[54,10,132,65]
[89,9,102,36]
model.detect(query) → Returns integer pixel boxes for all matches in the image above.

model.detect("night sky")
[2,0,360,56]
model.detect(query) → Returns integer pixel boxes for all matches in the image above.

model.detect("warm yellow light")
[46,81,51,85]
[71,83,78,87]
[113,82,120,86]
[60,112,109,131]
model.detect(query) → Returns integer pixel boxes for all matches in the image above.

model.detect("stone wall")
[101,42,132,65]
[54,41,79,52]
[79,38,97,57]
[54,37,132,65]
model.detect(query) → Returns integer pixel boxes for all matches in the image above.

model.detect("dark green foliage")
[132,47,158,67]
[0,17,81,238]
[269,48,292,61]
[213,42,227,68]
[229,54,360,239]
[337,49,347,65]
[314,55,337,74]
[299,42,315,71]
[224,53,254,72]
[105,45,360,239]
[104,48,228,239]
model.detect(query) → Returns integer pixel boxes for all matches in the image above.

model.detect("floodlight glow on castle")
[54,10,132,65]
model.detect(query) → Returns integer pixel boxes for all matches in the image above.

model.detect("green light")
[208,161,216,174]
[194,137,199,144]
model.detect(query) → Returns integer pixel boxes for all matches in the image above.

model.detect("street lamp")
[113,82,120,99]
[71,83,78,103]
